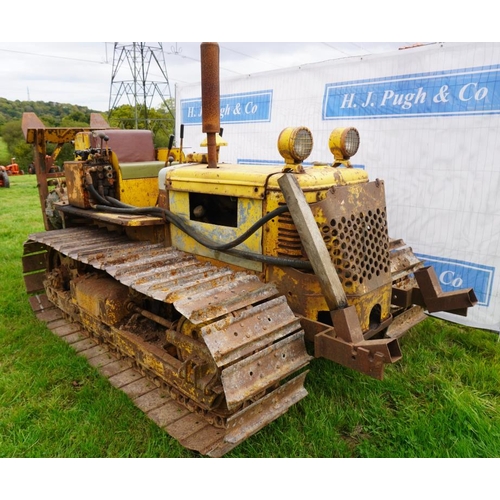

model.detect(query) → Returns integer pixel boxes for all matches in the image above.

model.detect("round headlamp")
[278,127,313,164]
[329,127,360,161]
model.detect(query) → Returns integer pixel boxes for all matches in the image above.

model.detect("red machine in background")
[0,158,24,187]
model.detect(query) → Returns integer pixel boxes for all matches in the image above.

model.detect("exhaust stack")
[200,42,220,169]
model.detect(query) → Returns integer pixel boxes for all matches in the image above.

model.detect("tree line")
[0,97,175,170]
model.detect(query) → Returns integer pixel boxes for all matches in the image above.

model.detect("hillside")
[0,97,101,126]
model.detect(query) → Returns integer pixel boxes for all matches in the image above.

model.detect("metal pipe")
[200,42,220,169]
[179,124,184,164]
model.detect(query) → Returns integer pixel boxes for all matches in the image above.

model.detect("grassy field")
[1,174,499,458]
[0,137,9,166]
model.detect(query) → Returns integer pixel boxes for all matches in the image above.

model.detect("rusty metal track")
[23,226,311,456]
[26,227,275,320]
[389,238,423,285]
[29,293,230,455]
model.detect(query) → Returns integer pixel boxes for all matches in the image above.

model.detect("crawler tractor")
[21,43,477,457]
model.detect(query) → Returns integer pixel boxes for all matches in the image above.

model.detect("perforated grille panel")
[320,207,390,293]
[276,181,391,295]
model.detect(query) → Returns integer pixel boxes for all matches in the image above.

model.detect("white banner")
[175,42,500,332]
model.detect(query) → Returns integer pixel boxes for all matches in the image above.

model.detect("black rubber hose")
[225,248,312,270]
[94,203,313,270]
[87,183,111,206]
[224,205,289,250]
[105,195,133,208]
[96,203,289,251]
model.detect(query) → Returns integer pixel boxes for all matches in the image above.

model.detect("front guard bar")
[392,266,478,317]
[414,266,478,316]
[315,306,402,380]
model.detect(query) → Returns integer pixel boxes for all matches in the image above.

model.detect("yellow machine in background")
[21,43,477,457]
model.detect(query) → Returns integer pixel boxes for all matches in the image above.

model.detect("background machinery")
[21,43,477,457]
[0,165,9,187]
[0,158,23,187]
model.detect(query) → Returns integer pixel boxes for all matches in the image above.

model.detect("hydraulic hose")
[104,196,133,208]
[225,247,312,270]
[97,203,287,251]
[87,182,111,206]
[94,202,313,270]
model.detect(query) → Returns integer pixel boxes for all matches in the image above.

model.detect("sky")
[0,42,429,112]
[0,0,493,113]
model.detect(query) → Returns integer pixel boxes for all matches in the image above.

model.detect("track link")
[23,227,311,457]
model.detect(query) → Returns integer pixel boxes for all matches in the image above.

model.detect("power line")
[166,45,242,76]
[0,47,108,65]
[321,42,369,56]
[165,42,282,77]
[220,44,286,69]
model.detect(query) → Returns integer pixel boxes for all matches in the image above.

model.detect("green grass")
[0,137,9,165]
[1,175,500,458]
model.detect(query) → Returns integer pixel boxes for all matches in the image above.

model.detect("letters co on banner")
[322,65,500,119]
[181,90,273,124]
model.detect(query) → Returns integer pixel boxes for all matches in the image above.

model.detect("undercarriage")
[23,226,311,457]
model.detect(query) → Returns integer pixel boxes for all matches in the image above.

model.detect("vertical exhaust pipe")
[179,124,184,164]
[200,42,220,169]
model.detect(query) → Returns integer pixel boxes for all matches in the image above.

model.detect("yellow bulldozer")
[21,43,477,457]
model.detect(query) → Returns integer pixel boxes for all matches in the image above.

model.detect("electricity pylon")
[108,42,174,133]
